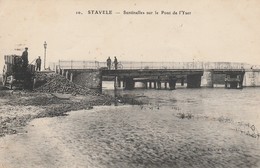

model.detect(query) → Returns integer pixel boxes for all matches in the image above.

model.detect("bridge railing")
[57,60,107,69]
[202,62,245,69]
[119,61,205,69]
[57,60,250,70]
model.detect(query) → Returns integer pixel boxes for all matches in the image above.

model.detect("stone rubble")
[34,73,99,96]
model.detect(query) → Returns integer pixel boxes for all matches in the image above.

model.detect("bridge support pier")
[149,81,152,89]
[169,77,177,90]
[154,81,157,89]
[124,77,135,90]
[225,73,244,89]
[157,81,161,89]
[164,82,167,89]
[69,69,103,93]
[202,70,214,88]
[237,82,243,89]
[169,81,176,90]
[144,82,148,89]
[187,75,201,88]
[181,77,185,86]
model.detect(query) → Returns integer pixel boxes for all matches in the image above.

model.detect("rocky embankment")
[34,72,99,96]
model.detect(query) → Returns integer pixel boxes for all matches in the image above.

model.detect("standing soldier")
[106,57,111,70]
[21,47,28,68]
[36,56,42,71]
[114,56,118,70]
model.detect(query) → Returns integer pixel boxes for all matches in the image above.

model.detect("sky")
[0,0,260,70]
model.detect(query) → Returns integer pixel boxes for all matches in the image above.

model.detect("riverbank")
[0,88,146,138]
[0,71,147,137]
[0,90,108,137]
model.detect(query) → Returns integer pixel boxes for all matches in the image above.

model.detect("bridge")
[55,61,260,92]
[56,60,254,70]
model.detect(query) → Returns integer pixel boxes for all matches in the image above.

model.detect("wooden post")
[181,77,184,86]
[70,73,73,82]
[114,76,118,106]
[157,81,161,89]
[123,80,126,88]
[65,71,69,79]
[99,71,102,93]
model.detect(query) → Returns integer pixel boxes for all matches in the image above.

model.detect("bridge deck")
[101,69,204,77]
[101,69,246,77]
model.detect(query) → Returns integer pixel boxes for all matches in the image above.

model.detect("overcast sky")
[0,0,260,70]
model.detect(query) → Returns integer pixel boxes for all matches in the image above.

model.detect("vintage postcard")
[0,0,259,167]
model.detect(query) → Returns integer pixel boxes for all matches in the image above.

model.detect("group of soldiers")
[106,56,118,70]
[21,47,42,71]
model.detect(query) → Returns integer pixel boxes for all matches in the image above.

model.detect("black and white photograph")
[0,0,260,167]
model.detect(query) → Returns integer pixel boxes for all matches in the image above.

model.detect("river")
[0,84,260,168]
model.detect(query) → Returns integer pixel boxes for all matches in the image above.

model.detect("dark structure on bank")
[2,55,36,89]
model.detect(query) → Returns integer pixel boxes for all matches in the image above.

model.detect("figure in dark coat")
[107,57,111,70]
[114,56,118,70]
[21,47,28,68]
[36,56,41,71]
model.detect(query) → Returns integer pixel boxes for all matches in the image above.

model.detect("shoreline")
[0,89,145,138]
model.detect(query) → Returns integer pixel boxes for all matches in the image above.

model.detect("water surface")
[1,86,260,168]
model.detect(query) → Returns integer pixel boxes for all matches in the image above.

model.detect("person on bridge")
[114,56,118,70]
[106,57,111,70]
[21,47,28,68]
[36,56,42,71]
